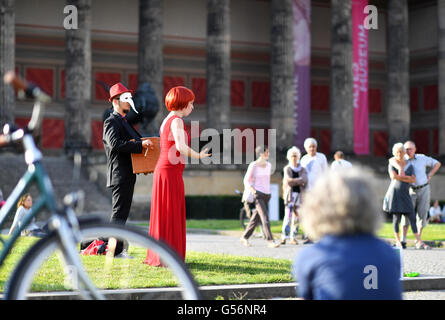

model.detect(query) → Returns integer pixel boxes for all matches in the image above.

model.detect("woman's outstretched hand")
[199,147,211,159]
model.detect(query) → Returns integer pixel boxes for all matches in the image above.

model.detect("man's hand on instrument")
[142,139,154,150]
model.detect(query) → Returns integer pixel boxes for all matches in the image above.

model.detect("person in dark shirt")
[293,167,402,300]
[280,146,307,244]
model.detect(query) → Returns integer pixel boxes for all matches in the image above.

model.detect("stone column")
[438,0,445,155]
[206,0,231,162]
[138,0,163,136]
[64,0,92,155]
[270,0,294,156]
[0,0,15,127]
[386,0,410,150]
[330,0,354,154]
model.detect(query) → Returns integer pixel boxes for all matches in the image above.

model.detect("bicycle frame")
[0,134,57,265]
[0,134,104,299]
[0,75,106,299]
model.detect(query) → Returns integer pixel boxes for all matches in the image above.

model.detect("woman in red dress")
[144,86,210,266]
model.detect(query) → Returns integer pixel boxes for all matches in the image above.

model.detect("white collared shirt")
[405,154,439,186]
[331,159,352,171]
[300,152,328,190]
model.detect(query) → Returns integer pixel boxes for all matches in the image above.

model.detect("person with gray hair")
[383,143,426,249]
[399,140,440,249]
[292,167,402,300]
[300,138,328,190]
[280,146,307,245]
[300,138,328,244]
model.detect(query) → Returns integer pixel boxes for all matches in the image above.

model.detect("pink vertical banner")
[292,0,311,150]
[352,0,369,154]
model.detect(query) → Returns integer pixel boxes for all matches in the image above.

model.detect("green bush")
[185,195,285,220]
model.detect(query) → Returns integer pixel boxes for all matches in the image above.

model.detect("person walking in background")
[400,141,441,248]
[300,138,328,244]
[300,138,328,190]
[293,167,402,300]
[383,143,428,249]
[144,86,210,267]
[8,193,46,237]
[330,150,352,171]
[429,200,443,223]
[240,145,280,248]
[280,146,307,245]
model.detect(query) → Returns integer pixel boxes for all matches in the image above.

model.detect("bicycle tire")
[5,222,201,300]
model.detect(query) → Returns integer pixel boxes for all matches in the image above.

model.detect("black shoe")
[401,242,407,249]
[302,238,313,245]
[115,250,134,259]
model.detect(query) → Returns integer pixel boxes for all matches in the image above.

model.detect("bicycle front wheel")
[6,222,201,300]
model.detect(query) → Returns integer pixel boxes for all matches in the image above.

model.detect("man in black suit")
[103,83,153,226]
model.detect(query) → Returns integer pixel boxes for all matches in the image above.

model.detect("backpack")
[80,239,107,255]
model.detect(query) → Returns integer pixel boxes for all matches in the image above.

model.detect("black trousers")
[110,181,135,224]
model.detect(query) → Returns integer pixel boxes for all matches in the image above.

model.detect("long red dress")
[144,115,188,266]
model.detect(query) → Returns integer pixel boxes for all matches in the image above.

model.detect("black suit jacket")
[103,111,143,187]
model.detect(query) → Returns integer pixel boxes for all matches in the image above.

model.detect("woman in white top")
[429,200,443,223]
[9,193,46,237]
[241,146,280,248]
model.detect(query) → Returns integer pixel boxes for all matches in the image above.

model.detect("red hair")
[165,86,195,111]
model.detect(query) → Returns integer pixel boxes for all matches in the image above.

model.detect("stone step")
[0,152,111,223]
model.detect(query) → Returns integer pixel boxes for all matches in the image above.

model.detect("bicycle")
[0,72,201,300]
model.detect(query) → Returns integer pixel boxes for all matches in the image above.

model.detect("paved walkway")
[186,230,445,300]
[186,230,445,278]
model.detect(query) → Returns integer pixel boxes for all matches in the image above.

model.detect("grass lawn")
[181,219,445,242]
[0,235,292,293]
[1,219,442,293]
[134,219,445,241]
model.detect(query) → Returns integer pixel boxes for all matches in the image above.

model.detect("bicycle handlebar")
[4,71,26,92]
[0,71,51,147]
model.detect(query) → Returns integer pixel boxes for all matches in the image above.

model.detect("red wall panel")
[191,78,206,105]
[320,129,331,155]
[95,72,121,101]
[42,118,65,149]
[369,88,382,113]
[163,76,185,99]
[413,129,430,154]
[128,74,138,91]
[251,81,270,108]
[311,85,329,111]
[91,120,104,150]
[26,67,54,97]
[423,85,438,110]
[373,131,388,157]
[231,80,245,107]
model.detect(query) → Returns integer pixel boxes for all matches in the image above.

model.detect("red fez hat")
[109,82,134,102]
